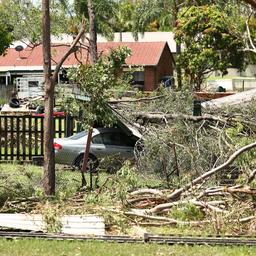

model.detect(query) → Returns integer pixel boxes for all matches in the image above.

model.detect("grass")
[0,163,83,203]
[0,162,162,202]
[0,239,256,256]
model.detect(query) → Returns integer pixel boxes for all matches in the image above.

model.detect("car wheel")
[75,154,99,172]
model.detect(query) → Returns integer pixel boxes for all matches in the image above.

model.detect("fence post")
[65,114,71,137]
[193,100,202,116]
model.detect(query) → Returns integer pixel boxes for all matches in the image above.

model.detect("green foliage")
[63,46,131,128]
[0,164,42,205]
[132,92,225,184]
[0,21,12,55]
[42,203,63,233]
[133,0,175,34]
[129,93,256,186]
[136,120,226,186]
[112,0,135,33]
[170,203,204,221]
[175,5,245,90]
[115,161,138,203]
[74,0,117,40]
[226,123,256,167]
[0,0,70,43]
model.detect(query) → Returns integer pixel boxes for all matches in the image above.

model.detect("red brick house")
[0,42,174,91]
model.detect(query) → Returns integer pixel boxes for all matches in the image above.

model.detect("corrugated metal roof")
[0,42,169,70]
[0,213,105,235]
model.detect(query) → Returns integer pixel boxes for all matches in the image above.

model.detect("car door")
[91,131,134,159]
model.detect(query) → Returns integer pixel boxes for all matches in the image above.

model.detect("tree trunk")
[80,0,98,188]
[88,0,97,63]
[176,43,182,90]
[42,0,55,195]
[81,127,93,187]
[173,1,182,90]
[244,0,256,8]
[165,141,256,201]
[43,81,55,195]
[41,2,86,195]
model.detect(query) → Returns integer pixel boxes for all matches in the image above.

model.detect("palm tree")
[132,0,240,89]
[133,0,184,89]
[74,0,117,41]
[112,0,135,41]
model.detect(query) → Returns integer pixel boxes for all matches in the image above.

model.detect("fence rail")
[0,115,77,162]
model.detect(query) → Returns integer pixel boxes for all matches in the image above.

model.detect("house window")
[133,71,144,84]
[28,81,39,87]
[132,71,144,90]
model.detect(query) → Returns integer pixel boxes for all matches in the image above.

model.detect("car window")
[119,133,136,147]
[68,131,87,140]
[99,133,118,145]
[92,134,103,144]
[100,132,134,146]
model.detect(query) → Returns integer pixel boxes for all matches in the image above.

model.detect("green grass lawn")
[0,239,256,256]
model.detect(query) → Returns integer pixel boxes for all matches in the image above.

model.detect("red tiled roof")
[0,42,169,69]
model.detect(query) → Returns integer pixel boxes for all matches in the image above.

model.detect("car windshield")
[68,131,87,140]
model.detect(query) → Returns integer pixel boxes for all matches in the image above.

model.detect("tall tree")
[0,22,12,55]
[133,0,184,89]
[132,0,242,89]
[175,5,245,90]
[0,0,69,44]
[87,0,97,63]
[74,0,118,186]
[74,0,117,40]
[41,0,85,195]
[112,0,134,41]
[42,0,55,194]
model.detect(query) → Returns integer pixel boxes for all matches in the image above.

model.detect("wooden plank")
[34,117,38,156]
[0,116,2,160]
[10,116,14,160]
[0,214,105,235]
[4,116,8,160]
[195,92,235,100]
[40,117,44,155]
[58,117,62,138]
[28,116,32,160]
[22,116,26,160]
[16,117,20,160]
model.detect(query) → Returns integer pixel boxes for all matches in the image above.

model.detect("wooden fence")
[0,115,77,162]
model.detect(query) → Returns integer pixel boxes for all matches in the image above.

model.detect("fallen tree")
[164,141,256,201]
[105,92,256,233]
[201,88,256,110]
[134,112,256,128]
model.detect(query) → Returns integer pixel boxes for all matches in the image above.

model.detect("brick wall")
[144,66,156,91]
[143,44,174,91]
[156,44,174,84]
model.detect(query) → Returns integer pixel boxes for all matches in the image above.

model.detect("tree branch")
[244,0,256,9]
[52,22,86,82]
[124,211,210,226]
[134,112,256,128]
[164,141,256,201]
[135,112,226,123]
[245,9,256,51]
[109,95,164,104]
